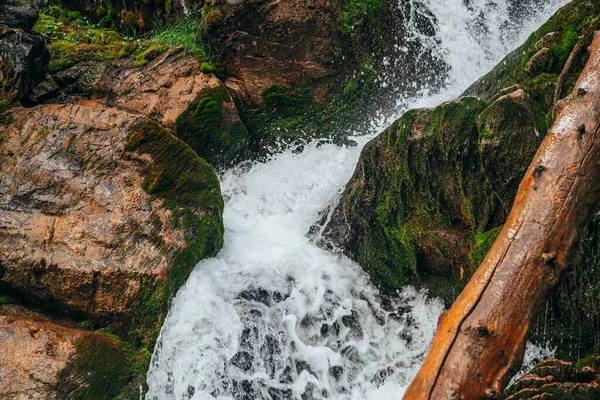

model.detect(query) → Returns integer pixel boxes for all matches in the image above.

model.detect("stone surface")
[321,0,600,354]
[209,0,345,104]
[0,310,84,400]
[0,0,40,31]
[0,28,50,102]
[95,56,251,165]
[96,57,223,125]
[0,100,223,324]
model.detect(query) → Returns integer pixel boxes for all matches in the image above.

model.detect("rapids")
[146,1,567,398]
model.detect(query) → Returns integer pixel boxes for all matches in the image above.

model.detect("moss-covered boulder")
[322,0,600,356]
[321,92,544,303]
[175,84,250,166]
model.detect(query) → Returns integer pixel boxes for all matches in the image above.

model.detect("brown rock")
[96,57,224,125]
[0,313,84,400]
[0,100,219,323]
[211,0,344,103]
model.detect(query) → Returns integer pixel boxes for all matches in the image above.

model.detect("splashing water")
[147,1,565,399]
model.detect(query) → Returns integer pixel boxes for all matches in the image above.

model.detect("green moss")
[202,5,225,30]
[339,98,509,294]
[0,294,14,304]
[176,86,250,165]
[466,0,600,100]
[133,44,167,67]
[469,226,503,269]
[342,0,383,35]
[200,61,215,73]
[56,333,133,400]
[0,99,17,125]
[35,6,147,72]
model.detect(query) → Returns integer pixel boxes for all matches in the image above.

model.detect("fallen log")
[404,31,600,400]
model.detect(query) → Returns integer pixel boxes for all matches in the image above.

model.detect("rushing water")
[147,1,567,399]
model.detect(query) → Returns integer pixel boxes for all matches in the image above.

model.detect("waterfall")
[146,1,567,399]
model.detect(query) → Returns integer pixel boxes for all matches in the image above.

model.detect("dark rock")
[0,28,49,102]
[238,288,272,306]
[0,0,39,31]
[231,351,254,372]
[53,61,106,97]
[32,77,60,103]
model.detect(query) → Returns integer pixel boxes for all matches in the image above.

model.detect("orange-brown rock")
[505,358,600,399]
[0,306,84,400]
[0,99,223,324]
[97,56,223,125]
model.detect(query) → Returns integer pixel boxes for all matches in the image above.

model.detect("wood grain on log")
[404,31,600,400]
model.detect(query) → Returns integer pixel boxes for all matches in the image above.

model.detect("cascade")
[146,1,567,398]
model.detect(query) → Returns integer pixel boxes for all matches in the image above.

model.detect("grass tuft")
[148,14,211,60]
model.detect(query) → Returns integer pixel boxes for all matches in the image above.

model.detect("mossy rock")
[68,120,225,397]
[175,86,251,166]
[324,0,600,352]
[465,0,600,103]
[56,333,133,400]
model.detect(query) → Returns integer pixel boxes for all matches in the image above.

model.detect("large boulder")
[0,305,141,400]
[208,0,345,104]
[95,56,251,165]
[0,0,39,31]
[0,28,49,103]
[0,100,224,328]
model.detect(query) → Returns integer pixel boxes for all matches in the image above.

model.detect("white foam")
[146,1,567,398]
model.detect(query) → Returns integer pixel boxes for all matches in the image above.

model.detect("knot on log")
[534,165,545,178]
[485,388,500,399]
[477,324,489,337]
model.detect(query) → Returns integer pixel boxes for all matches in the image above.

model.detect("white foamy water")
[147,1,565,399]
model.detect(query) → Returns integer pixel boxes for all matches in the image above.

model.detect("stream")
[146,1,566,398]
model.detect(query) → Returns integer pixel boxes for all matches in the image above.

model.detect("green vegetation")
[34,5,143,74]
[342,0,383,35]
[54,119,225,397]
[124,120,224,302]
[148,14,211,61]
[469,226,503,268]
[335,0,600,361]
[0,294,14,305]
[56,333,134,400]
[176,86,250,166]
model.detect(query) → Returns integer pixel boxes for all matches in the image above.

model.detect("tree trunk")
[403,31,600,400]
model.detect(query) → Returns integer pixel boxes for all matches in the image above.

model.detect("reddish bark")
[404,31,600,400]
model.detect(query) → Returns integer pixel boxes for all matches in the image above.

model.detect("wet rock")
[0,101,223,325]
[0,28,50,103]
[96,57,223,126]
[321,0,600,311]
[0,0,39,31]
[53,61,106,98]
[231,351,254,372]
[0,311,84,400]
[95,56,251,165]
[238,288,283,306]
[207,0,345,104]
